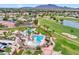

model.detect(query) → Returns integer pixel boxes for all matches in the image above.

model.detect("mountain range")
[22,4,77,9]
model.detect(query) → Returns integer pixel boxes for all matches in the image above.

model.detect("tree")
[22,50,32,55]
[50,16,53,19]
[4,47,11,54]
[16,14,20,17]
[52,29,55,33]
[33,47,42,55]
[13,18,17,21]
[56,19,58,22]
[0,24,5,28]
[3,32,8,39]
[33,15,37,18]
[3,16,8,21]
[33,19,38,25]
[60,19,63,24]
[70,29,74,33]
[16,20,24,26]
[29,13,31,15]
[46,26,49,31]
[53,16,56,20]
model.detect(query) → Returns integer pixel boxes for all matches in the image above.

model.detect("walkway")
[55,32,79,46]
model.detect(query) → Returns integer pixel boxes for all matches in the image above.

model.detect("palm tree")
[3,32,8,39]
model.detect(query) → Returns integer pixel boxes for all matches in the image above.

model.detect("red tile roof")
[0,21,15,28]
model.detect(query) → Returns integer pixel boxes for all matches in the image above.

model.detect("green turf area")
[38,17,79,55]
[53,15,79,22]
[39,18,79,37]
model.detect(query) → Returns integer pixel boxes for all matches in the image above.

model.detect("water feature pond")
[63,20,79,29]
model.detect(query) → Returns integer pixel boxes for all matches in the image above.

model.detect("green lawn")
[54,16,79,22]
[38,17,79,55]
[39,17,79,38]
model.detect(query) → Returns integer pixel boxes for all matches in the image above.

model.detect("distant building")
[0,21,16,28]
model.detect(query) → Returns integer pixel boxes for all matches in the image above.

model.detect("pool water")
[32,35,44,44]
[63,20,79,29]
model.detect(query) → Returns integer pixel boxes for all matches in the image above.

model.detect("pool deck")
[0,40,14,44]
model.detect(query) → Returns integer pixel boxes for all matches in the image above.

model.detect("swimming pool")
[32,35,45,44]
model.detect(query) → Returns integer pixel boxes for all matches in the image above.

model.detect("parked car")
[0,42,12,52]
[0,43,5,52]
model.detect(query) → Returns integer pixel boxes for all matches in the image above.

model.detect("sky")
[0,4,79,8]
